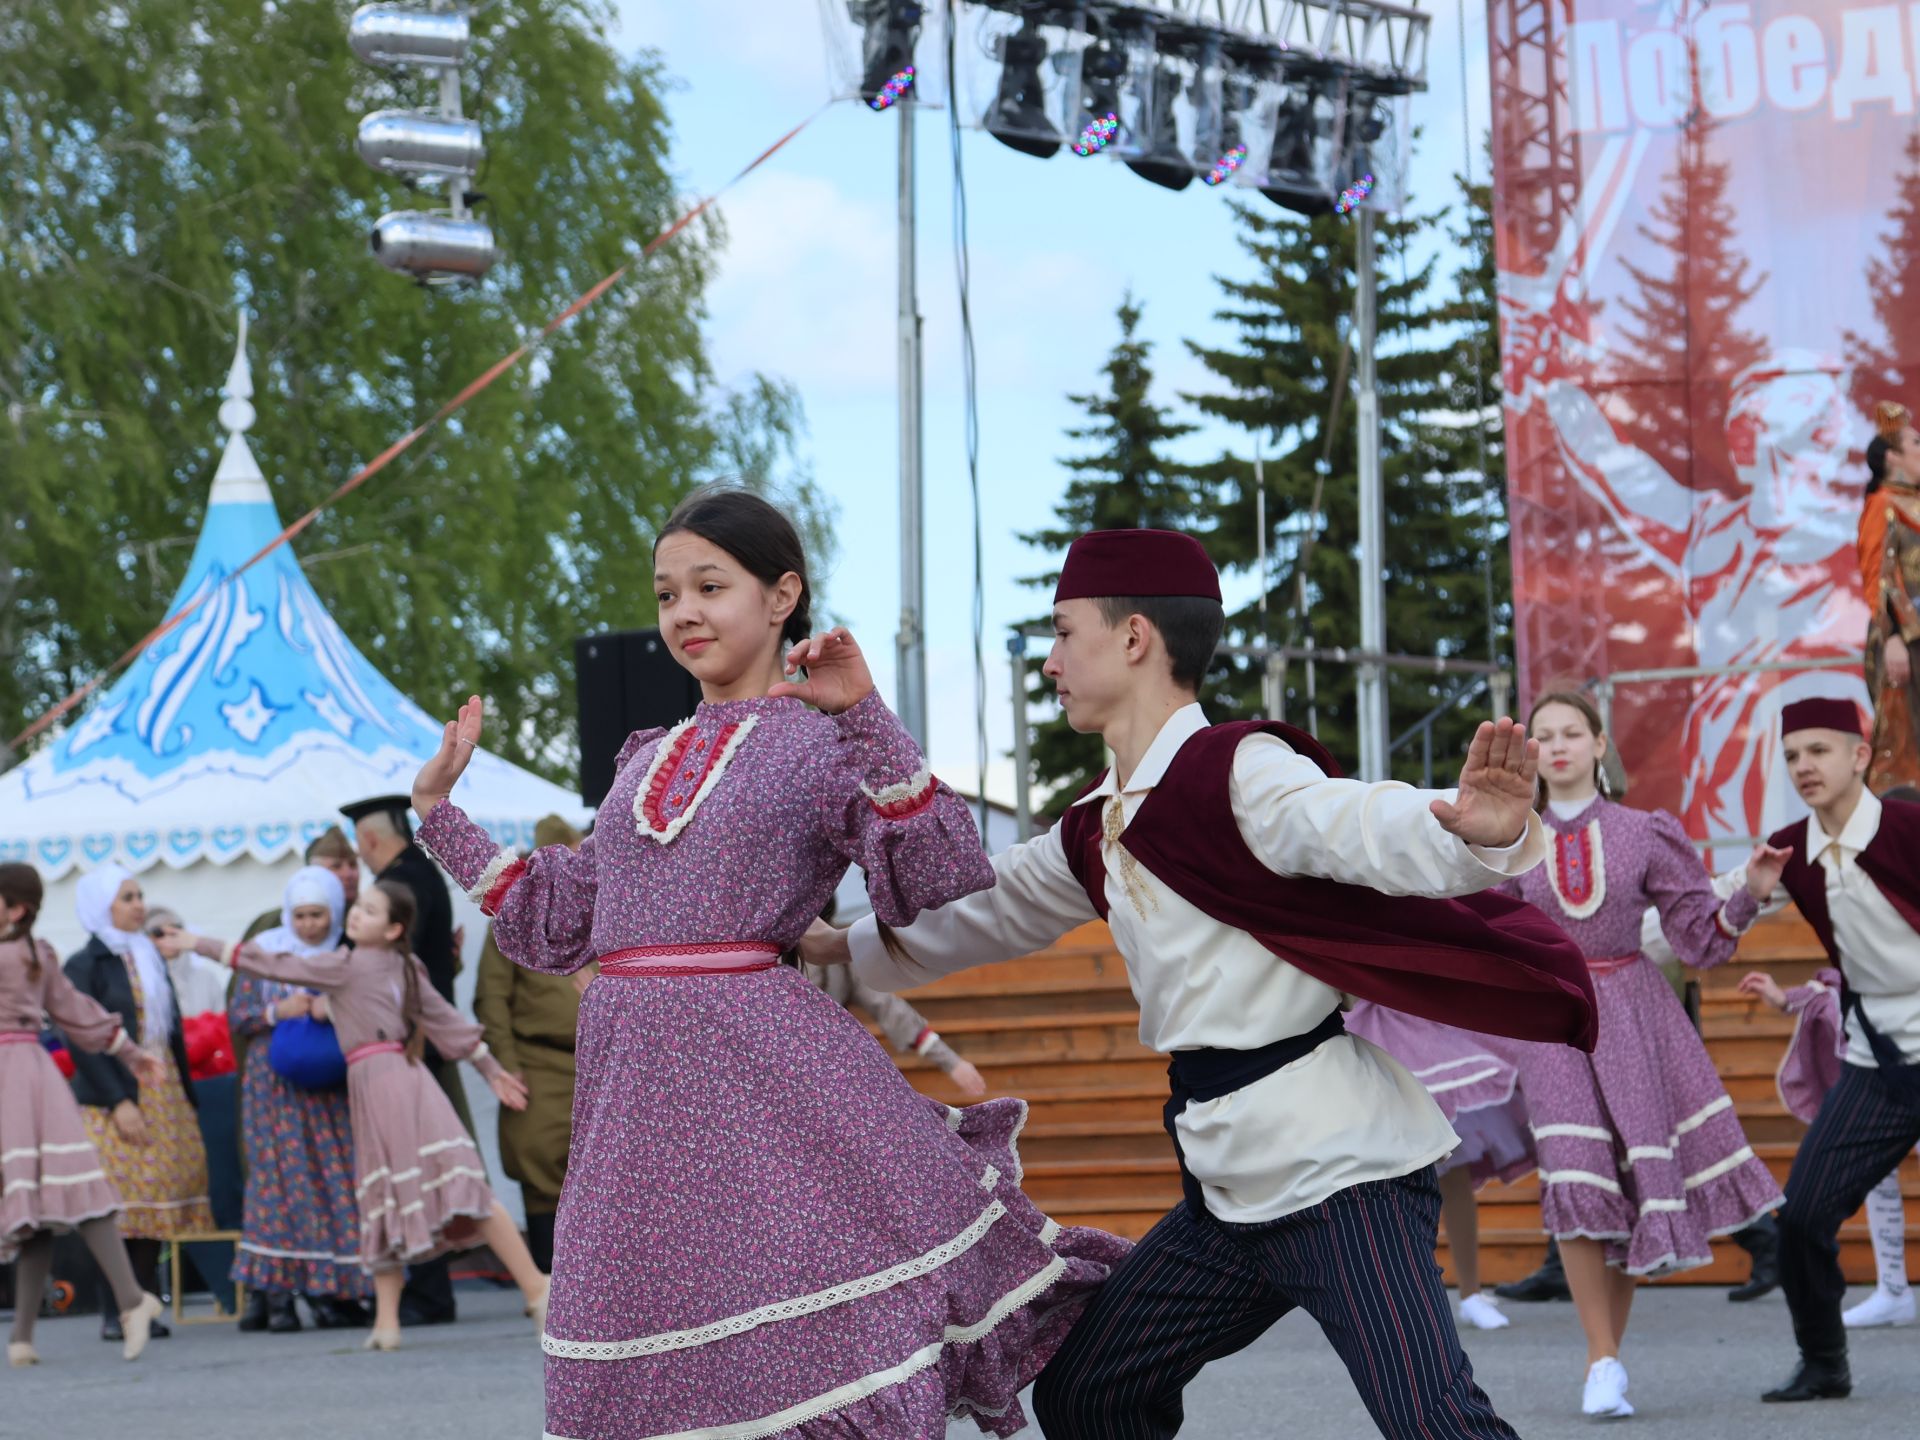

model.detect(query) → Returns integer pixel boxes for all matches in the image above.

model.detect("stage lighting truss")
[819,1,1423,214]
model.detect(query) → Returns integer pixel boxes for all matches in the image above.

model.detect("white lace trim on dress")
[541,1255,1071,1440]
[542,1196,1015,1362]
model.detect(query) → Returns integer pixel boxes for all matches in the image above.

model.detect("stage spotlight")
[1260,73,1339,216]
[357,111,485,178]
[368,211,497,282]
[1124,56,1194,190]
[1072,34,1130,157]
[985,17,1060,158]
[348,4,469,69]
[852,0,924,110]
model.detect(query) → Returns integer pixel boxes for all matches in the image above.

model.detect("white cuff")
[1464,812,1548,876]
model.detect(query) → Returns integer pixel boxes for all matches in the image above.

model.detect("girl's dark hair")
[1868,435,1892,496]
[371,880,427,1066]
[655,486,813,646]
[1526,690,1616,809]
[0,862,46,981]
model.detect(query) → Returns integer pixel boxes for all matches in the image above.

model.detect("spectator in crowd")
[65,866,213,1341]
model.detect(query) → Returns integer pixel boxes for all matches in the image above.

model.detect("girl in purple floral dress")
[410,489,1126,1440]
[1506,691,1788,1420]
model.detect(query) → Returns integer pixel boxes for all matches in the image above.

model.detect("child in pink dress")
[194,879,549,1351]
[409,489,1126,1440]
[1,863,166,1365]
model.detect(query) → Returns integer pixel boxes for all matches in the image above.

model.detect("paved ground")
[8,1282,1918,1437]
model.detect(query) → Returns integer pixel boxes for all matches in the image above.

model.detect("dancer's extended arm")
[833,827,1097,993]
[411,696,600,976]
[1236,718,1547,894]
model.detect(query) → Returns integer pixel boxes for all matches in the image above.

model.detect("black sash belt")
[1162,1008,1347,1216]
[1840,983,1920,1106]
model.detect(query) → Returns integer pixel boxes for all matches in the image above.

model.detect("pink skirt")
[347,1048,494,1270]
[0,1037,124,1260]
[1345,1003,1534,1187]
[1503,957,1782,1275]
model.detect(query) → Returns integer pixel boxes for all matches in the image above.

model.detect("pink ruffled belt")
[0,1031,39,1044]
[346,1041,404,1065]
[595,942,783,978]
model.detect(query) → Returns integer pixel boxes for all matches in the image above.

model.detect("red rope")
[8,107,827,754]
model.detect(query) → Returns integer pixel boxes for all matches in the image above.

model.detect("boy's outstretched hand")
[1429,718,1540,849]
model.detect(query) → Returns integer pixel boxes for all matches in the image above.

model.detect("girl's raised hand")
[414,695,484,817]
[767,628,874,715]
[490,1068,530,1112]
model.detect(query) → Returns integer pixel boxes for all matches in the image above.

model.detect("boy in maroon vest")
[1758,696,1920,1404]
[803,530,1595,1439]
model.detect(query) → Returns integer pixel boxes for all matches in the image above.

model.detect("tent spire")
[210,307,270,506]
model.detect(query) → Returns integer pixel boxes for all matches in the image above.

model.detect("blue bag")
[267,1012,348,1090]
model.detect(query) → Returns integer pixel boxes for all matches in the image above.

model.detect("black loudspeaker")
[573,629,703,807]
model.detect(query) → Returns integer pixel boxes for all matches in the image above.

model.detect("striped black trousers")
[1779,1061,1920,1358]
[1033,1167,1516,1439]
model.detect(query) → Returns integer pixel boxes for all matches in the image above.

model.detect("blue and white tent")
[2,317,588,954]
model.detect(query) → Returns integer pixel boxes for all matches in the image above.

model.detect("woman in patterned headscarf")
[65,865,213,1338]
[228,865,370,1332]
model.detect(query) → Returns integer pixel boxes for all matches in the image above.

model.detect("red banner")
[1489,0,1916,843]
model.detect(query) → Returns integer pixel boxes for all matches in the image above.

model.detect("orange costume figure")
[1859,402,1920,791]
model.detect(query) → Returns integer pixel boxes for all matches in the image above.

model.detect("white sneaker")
[1458,1292,1511,1330]
[1582,1357,1634,1419]
[1842,1286,1916,1328]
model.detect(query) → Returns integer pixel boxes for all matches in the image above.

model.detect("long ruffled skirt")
[540,964,1128,1440]
[1505,957,1782,1275]
[1344,1003,1534,1187]
[1,1041,124,1260]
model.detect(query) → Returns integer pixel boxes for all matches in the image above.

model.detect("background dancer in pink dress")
[410,488,1126,1440]
[1504,692,1787,1419]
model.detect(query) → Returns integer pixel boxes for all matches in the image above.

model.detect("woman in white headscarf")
[226,866,371,1331]
[65,864,213,1339]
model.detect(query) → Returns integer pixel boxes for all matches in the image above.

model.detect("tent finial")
[218,309,255,437]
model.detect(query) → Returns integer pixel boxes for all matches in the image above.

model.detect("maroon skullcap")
[1780,697,1864,738]
[1054,529,1222,604]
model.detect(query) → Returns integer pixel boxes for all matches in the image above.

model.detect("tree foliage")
[1016,295,1222,814]
[0,0,829,778]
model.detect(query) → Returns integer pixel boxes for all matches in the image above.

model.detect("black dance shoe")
[265,1291,303,1333]
[1494,1240,1570,1303]
[99,1313,123,1343]
[308,1295,371,1330]
[1761,1355,1852,1402]
[1728,1216,1780,1302]
[237,1289,270,1332]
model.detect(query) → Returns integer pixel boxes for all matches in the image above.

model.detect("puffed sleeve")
[406,957,505,1082]
[820,691,996,924]
[229,941,357,991]
[416,803,601,978]
[1643,809,1758,970]
[40,946,132,1055]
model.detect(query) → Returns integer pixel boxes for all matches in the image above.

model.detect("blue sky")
[606,2,1492,801]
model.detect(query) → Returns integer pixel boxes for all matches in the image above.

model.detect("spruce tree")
[1184,197,1495,775]
[1018,295,1217,813]
[1612,114,1766,493]
[1847,131,1920,415]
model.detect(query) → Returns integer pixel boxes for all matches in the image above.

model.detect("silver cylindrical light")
[369,211,498,279]
[348,5,470,68]
[357,110,485,177]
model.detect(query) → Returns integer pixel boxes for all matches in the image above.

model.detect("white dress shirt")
[848,704,1549,1224]
[1798,790,1920,1068]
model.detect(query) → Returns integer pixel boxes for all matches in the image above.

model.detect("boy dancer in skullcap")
[806,529,1596,1438]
